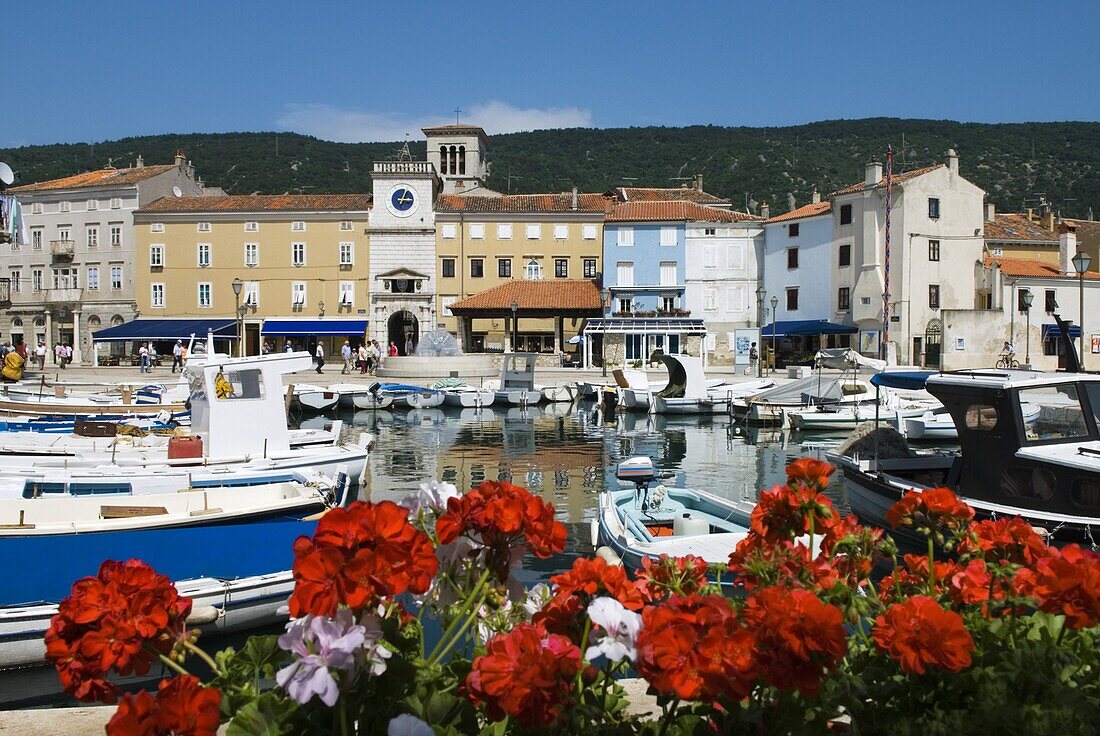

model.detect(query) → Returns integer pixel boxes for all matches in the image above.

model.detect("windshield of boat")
[1018,384,1091,444]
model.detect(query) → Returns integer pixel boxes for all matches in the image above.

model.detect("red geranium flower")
[786,457,836,490]
[535,557,645,638]
[729,537,841,594]
[107,675,221,736]
[288,500,438,617]
[742,587,847,696]
[466,623,582,728]
[960,517,1050,567]
[749,482,837,544]
[945,558,994,608]
[1013,544,1100,630]
[873,595,974,674]
[878,553,959,604]
[634,594,756,702]
[45,560,192,703]
[885,488,974,537]
[634,554,710,603]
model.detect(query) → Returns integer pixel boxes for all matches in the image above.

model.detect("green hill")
[2,118,1097,218]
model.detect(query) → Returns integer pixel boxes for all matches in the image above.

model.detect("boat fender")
[186,605,222,625]
[595,546,623,568]
[590,519,600,548]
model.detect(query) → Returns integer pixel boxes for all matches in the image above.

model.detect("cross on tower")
[454,106,462,124]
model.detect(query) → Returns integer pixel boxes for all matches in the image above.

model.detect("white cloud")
[276,101,591,143]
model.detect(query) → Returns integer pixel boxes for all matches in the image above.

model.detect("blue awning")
[92,318,237,342]
[762,320,859,337]
[871,371,937,390]
[261,319,369,337]
[1042,323,1082,339]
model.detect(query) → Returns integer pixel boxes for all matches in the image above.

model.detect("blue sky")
[4,0,1098,147]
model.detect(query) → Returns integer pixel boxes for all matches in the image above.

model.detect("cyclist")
[998,341,1018,368]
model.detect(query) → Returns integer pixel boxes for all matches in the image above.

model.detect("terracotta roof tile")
[985,256,1100,279]
[615,187,730,205]
[449,280,603,313]
[437,193,610,213]
[607,201,761,223]
[766,201,832,224]
[137,194,372,214]
[830,164,943,196]
[983,213,1059,244]
[8,165,178,192]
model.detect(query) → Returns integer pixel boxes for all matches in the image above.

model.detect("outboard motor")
[617,456,659,511]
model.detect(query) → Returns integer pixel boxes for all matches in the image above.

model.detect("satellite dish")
[0,162,14,186]
[172,186,183,197]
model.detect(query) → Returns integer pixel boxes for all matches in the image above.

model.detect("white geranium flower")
[585,596,643,663]
[388,713,434,736]
[522,583,553,619]
[402,480,459,515]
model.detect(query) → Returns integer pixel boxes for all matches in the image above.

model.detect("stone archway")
[387,310,419,355]
[924,318,943,369]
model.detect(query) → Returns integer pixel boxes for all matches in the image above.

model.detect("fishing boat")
[788,394,939,432]
[829,368,1100,546]
[593,456,754,578]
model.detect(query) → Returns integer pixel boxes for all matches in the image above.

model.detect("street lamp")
[1022,290,1033,366]
[769,295,779,376]
[755,286,766,378]
[600,288,611,377]
[1072,250,1091,368]
[509,300,519,354]
[319,300,326,317]
[231,278,243,357]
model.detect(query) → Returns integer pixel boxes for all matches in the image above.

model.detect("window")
[470,223,485,239]
[339,242,354,266]
[292,282,307,306]
[110,197,122,209]
[660,227,677,246]
[928,284,940,309]
[838,287,850,311]
[727,244,745,270]
[1017,289,1032,312]
[60,201,71,213]
[339,281,354,306]
[214,369,266,402]
[617,261,634,286]
[339,220,353,232]
[1045,290,1058,313]
[582,224,598,240]
[110,225,122,247]
[244,243,259,267]
[660,261,677,286]
[704,227,717,236]
[661,296,677,312]
[244,281,259,307]
[292,242,306,266]
[839,243,851,267]
[245,221,259,232]
[31,228,43,249]
[928,197,941,219]
[86,226,99,247]
[52,268,77,289]
[726,286,745,312]
[583,258,598,278]
[150,283,165,308]
[111,266,122,290]
[788,223,800,237]
[441,295,457,315]
[58,227,70,242]
[149,244,164,267]
[87,267,99,290]
[618,297,633,313]
[703,247,718,268]
[197,282,212,308]
[555,259,568,278]
[787,247,799,269]
[470,258,484,278]
[32,202,43,214]
[32,269,43,291]
[291,221,306,232]
[9,270,19,293]
[197,222,211,233]
[840,204,853,225]
[929,240,940,261]
[441,258,456,278]
[625,334,644,361]
[197,243,211,267]
[525,259,543,280]
[786,288,799,311]
[616,227,634,246]
[439,223,457,240]
[704,289,718,311]
[526,224,541,240]
[553,224,568,240]
[497,223,512,239]
[150,222,164,233]
[86,199,98,211]
[1019,386,1089,443]
[498,258,512,278]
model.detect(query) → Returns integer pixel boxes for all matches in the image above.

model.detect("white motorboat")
[541,384,577,403]
[352,391,394,410]
[788,394,940,432]
[441,386,495,409]
[290,384,340,413]
[486,353,544,406]
[649,355,735,415]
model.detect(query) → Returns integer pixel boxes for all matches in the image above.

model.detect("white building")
[5,154,203,362]
[422,124,493,196]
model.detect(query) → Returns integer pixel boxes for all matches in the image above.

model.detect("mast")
[882,145,893,361]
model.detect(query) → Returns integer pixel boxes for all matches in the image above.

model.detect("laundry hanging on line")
[0,195,28,246]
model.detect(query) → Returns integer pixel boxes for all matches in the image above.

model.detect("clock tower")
[368,155,441,353]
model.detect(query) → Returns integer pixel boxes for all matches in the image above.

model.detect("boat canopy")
[92,318,237,341]
[655,354,709,400]
[762,320,859,338]
[815,348,886,372]
[261,319,369,336]
[870,371,937,390]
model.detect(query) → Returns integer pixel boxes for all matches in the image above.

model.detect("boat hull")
[352,393,394,410]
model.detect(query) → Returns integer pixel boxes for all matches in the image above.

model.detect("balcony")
[372,161,434,175]
[43,288,84,305]
[50,240,76,260]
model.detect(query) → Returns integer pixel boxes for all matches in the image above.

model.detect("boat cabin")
[499,353,537,392]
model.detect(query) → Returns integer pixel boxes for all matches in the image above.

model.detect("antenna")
[172,186,183,197]
[0,162,13,187]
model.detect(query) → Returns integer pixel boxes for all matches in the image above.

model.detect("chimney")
[135,154,144,169]
[174,150,186,168]
[1060,229,1077,276]
[571,186,578,211]
[811,187,821,204]
[695,174,704,192]
[760,201,770,220]
[1041,209,1056,233]
[984,202,995,222]
[865,160,883,187]
[945,148,959,175]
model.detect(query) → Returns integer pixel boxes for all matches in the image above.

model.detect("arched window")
[11,317,22,328]
[440,146,449,175]
[111,314,125,326]
[525,259,542,280]
[87,315,102,328]
[449,146,458,175]
[458,146,466,175]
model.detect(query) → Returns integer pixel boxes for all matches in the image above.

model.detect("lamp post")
[1022,290,1033,366]
[1072,250,1091,369]
[755,286,766,378]
[600,288,611,377]
[509,300,518,353]
[231,278,243,357]
[770,295,779,376]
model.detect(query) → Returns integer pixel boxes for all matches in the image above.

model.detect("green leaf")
[226,693,297,736]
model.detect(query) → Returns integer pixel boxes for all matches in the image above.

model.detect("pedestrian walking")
[388,341,398,357]
[284,341,293,353]
[746,342,759,376]
[314,342,325,374]
[341,340,352,374]
[404,336,413,356]
[147,344,157,372]
[358,344,368,374]
[138,342,150,374]
[172,340,184,373]
[35,341,46,371]
[371,340,382,374]
[54,342,64,367]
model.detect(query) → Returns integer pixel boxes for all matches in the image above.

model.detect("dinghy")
[650,355,736,415]
[290,384,340,413]
[487,353,544,406]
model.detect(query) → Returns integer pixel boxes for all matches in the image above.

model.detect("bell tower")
[422,124,491,195]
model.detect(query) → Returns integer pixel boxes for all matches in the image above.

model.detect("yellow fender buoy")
[214,371,234,399]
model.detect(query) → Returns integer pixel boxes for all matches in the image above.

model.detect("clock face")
[388,185,418,217]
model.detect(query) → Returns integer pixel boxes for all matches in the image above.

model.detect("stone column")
[553,316,562,363]
[72,310,83,365]
[44,311,53,364]
[503,317,512,352]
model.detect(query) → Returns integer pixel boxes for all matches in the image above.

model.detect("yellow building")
[434,193,607,352]
[983,207,1060,266]
[129,194,372,356]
